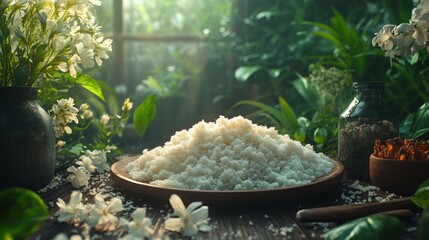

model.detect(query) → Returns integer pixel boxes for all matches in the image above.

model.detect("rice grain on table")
[125,116,334,190]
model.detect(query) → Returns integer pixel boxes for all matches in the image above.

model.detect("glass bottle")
[338,82,398,182]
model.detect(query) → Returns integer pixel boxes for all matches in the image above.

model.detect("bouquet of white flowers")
[0,0,112,87]
[372,0,429,58]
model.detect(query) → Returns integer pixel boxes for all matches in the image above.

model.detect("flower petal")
[186,201,202,213]
[183,223,199,236]
[169,194,186,216]
[191,206,209,224]
[108,198,124,212]
[164,218,183,232]
[69,191,82,207]
[131,208,146,222]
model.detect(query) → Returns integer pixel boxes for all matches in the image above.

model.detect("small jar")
[338,82,398,181]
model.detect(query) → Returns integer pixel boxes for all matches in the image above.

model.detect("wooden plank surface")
[32,171,420,239]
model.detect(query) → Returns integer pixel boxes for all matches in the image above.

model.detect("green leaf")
[278,96,298,129]
[399,113,415,139]
[68,143,83,156]
[133,95,157,137]
[255,10,283,20]
[13,61,30,86]
[409,103,429,139]
[33,44,49,63]
[74,73,105,102]
[232,100,288,128]
[37,12,47,31]
[313,127,327,144]
[294,127,306,142]
[414,128,429,139]
[234,66,266,83]
[410,52,419,65]
[268,68,283,79]
[419,208,429,240]
[412,179,429,209]
[0,188,49,239]
[52,72,106,102]
[143,76,164,95]
[324,215,404,240]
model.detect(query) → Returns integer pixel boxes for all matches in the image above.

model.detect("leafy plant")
[232,96,335,153]
[137,66,188,99]
[400,102,429,140]
[0,188,48,239]
[0,0,111,87]
[324,214,404,240]
[412,179,429,210]
[37,71,156,170]
[411,179,429,240]
[371,0,429,118]
[232,0,316,100]
[305,8,385,83]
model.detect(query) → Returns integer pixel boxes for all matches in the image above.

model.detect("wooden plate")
[111,157,344,204]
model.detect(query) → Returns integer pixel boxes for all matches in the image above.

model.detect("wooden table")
[32,170,420,239]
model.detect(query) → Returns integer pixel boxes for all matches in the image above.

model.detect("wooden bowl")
[369,154,429,196]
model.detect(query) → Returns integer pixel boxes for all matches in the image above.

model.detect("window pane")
[124,0,231,37]
[97,0,114,34]
[118,41,234,145]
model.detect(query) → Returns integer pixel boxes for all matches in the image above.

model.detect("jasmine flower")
[56,140,66,150]
[164,194,211,236]
[86,194,124,230]
[67,166,90,188]
[76,156,97,173]
[100,114,110,126]
[373,0,429,58]
[54,191,88,223]
[85,149,110,173]
[79,103,94,120]
[119,208,155,239]
[50,98,79,138]
[53,233,83,240]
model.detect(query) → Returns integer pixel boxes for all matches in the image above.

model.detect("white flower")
[105,145,118,153]
[164,194,211,236]
[100,114,110,126]
[56,140,66,149]
[0,0,111,86]
[372,25,395,50]
[67,166,90,188]
[79,102,91,110]
[83,110,94,119]
[374,0,429,58]
[79,103,94,119]
[85,149,110,173]
[86,194,124,229]
[76,156,97,173]
[50,98,79,138]
[75,41,95,69]
[119,208,154,239]
[53,233,83,240]
[54,191,88,223]
[94,36,113,66]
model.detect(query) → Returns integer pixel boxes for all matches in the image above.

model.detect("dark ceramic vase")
[0,87,55,190]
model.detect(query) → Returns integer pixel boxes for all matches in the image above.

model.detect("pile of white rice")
[125,116,334,190]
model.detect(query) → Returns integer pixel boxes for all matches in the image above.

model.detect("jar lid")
[352,82,384,89]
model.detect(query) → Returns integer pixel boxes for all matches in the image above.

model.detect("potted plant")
[0,0,112,190]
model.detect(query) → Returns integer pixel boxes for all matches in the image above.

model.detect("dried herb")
[373,137,429,161]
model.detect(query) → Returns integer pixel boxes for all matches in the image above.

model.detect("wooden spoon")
[296,197,416,222]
